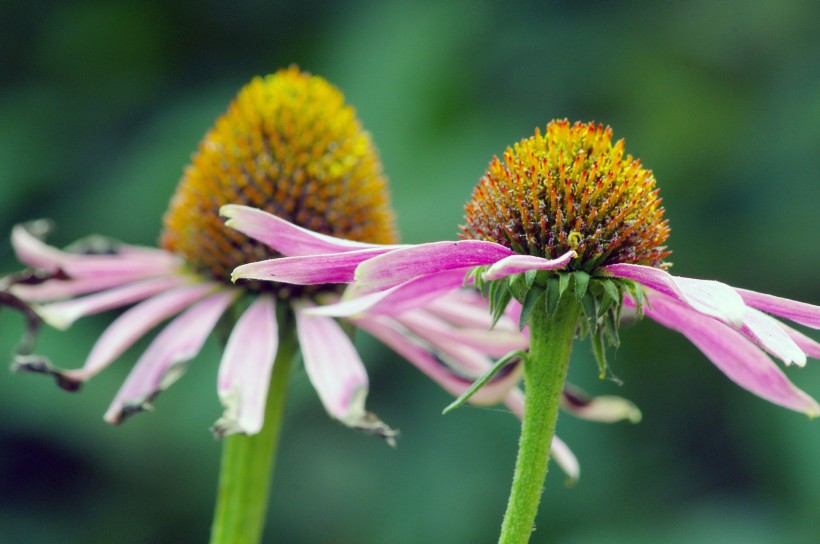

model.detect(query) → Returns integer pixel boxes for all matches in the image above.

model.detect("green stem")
[210,309,298,544]
[498,296,581,544]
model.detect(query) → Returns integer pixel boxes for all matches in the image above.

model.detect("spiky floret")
[161,66,397,293]
[463,120,670,273]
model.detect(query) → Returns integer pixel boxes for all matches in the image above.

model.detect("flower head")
[234,120,820,418]
[6,67,478,441]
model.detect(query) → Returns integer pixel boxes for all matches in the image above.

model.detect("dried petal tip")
[463,120,671,273]
[160,66,397,291]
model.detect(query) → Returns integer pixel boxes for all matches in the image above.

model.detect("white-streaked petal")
[482,251,575,281]
[214,295,278,436]
[61,283,218,383]
[639,292,819,416]
[295,303,394,440]
[10,274,154,302]
[606,263,746,326]
[781,325,820,359]
[741,308,806,367]
[35,275,188,329]
[736,288,820,329]
[221,204,400,255]
[104,290,238,424]
[560,387,642,423]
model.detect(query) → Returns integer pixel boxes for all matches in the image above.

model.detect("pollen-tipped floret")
[462,120,671,272]
[160,66,397,292]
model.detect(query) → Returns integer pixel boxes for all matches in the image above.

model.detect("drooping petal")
[638,293,819,416]
[10,274,156,302]
[355,315,523,406]
[11,224,179,278]
[61,283,218,384]
[482,251,575,281]
[560,386,642,423]
[352,240,513,295]
[294,303,396,442]
[221,204,399,255]
[36,275,189,330]
[606,263,746,326]
[214,295,278,436]
[393,309,528,358]
[503,389,580,484]
[736,288,820,329]
[741,308,806,367]
[309,268,471,318]
[104,290,238,424]
[231,247,393,285]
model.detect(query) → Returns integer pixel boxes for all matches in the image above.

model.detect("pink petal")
[309,268,471,318]
[11,224,178,278]
[295,303,394,439]
[221,204,399,256]
[104,290,238,424]
[482,251,575,281]
[61,283,218,383]
[606,263,746,326]
[352,240,513,295]
[394,309,527,358]
[640,292,819,416]
[36,275,189,329]
[214,295,278,436]
[231,247,393,285]
[741,308,806,367]
[10,274,155,302]
[736,288,820,329]
[355,315,522,406]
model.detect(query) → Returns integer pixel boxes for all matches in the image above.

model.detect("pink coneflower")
[230,120,819,543]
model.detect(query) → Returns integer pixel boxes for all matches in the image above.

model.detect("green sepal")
[524,269,538,289]
[442,349,528,414]
[518,285,545,330]
[545,277,562,316]
[591,331,608,379]
[558,272,571,298]
[490,283,513,328]
[573,271,590,301]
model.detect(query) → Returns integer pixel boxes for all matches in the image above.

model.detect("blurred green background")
[1,1,818,543]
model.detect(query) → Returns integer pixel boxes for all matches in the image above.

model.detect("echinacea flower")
[230,119,819,543]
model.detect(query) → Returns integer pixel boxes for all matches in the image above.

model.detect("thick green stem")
[209,310,297,544]
[499,296,581,544]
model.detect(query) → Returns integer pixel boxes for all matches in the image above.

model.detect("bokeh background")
[1,1,818,543]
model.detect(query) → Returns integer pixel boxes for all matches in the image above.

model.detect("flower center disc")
[462,120,671,272]
[160,66,397,292]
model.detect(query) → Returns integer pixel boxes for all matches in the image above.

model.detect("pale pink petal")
[104,290,238,424]
[482,251,575,281]
[394,309,527,358]
[214,295,278,436]
[741,308,806,367]
[231,247,392,285]
[221,204,400,255]
[11,224,179,278]
[294,304,395,440]
[352,240,513,295]
[503,389,580,483]
[560,387,642,423]
[639,293,819,416]
[606,263,746,326]
[61,283,219,383]
[355,315,522,406]
[736,288,820,329]
[36,275,189,329]
[781,325,820,359]
[308,268,471,318]
[10,274,155,302]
